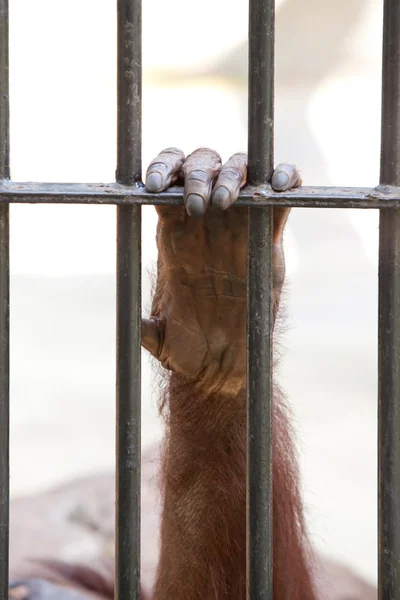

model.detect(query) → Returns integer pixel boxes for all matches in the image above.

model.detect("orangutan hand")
[141,147,301,395]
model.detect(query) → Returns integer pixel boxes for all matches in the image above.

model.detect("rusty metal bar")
[0,0,10,599]
[246,0,275,597]
[115,0,142,599]
[378,0,400,598]
[0,0,397,596]
[2,182,400,208]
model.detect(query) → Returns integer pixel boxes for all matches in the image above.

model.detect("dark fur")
[152,370,316,599]
[18,218,317,599]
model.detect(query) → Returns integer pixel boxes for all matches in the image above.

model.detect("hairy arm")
[142,148,316,600]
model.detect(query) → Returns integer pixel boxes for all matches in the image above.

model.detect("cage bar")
[115,1,142,599]
[3,182,400,208]
[0,0,10,598]
[378,0,400,598]
[246,0,275,597]
[0,0,398,595]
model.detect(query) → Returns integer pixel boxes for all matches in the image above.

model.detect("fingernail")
[213,186,231,210]
[146,172,163,192]
[186,193,206,217]
[272,171,289,191]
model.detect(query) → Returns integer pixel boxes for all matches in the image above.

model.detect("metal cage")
[1,0,399,598]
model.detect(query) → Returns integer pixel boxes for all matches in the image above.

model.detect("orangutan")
[8,148,377,600]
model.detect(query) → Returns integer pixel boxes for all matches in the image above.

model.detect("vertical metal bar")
[0,0,10,599]
[247,0,274,185]
[247,0,275,598]
[378,1,400,598]
[115,0,142,599]
[0,1,9,599]
[116,0,142,185]
[0,205,9,600]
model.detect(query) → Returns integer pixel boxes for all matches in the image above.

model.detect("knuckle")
[185,169,210,184]
[231,151,247,162]
[159,147,185,162]
[161,147,184,155]
[190,147,220,159]
[147,160,168,173]
[220,165,242,182]
[184,148,222,173]
[148,148,184,172]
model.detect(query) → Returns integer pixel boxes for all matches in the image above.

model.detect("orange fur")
[153,373,317,600]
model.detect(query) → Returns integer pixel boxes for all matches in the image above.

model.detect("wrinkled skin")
[143,147,313,600]
[142,147,300,395]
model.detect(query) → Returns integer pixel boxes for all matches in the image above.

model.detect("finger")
[182,148,222,217]
[212,152,247,210]
[145,147,185,193]
[141,318,162,358]
[271,163,302,192]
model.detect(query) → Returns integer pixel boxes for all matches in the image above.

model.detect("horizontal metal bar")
[0,181,399,208]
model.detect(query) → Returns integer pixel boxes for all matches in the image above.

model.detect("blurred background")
[8,0,382,587]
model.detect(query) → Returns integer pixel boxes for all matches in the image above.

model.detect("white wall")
[8,0,383,586]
